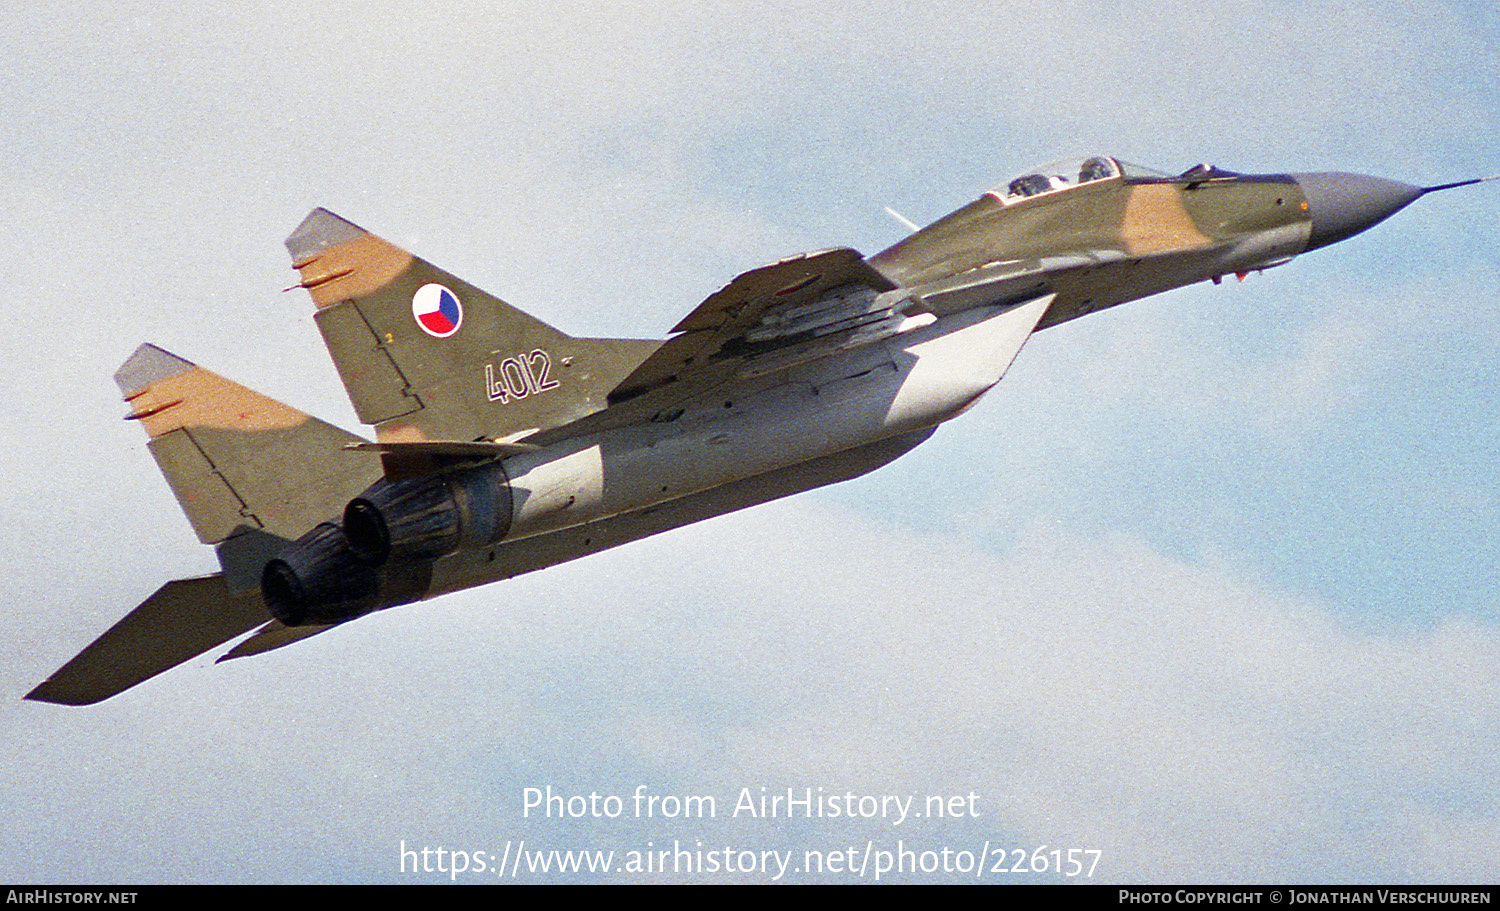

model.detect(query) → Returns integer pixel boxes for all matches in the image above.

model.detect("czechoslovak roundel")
[411,283,463,338]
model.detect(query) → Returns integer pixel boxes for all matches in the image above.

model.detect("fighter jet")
[28,156,1494,704]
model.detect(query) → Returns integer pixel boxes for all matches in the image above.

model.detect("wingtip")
[285,207,368,262]
[24,682,105,707]
[114,343,194,398]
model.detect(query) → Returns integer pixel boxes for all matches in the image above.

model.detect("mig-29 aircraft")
[28,156,1495,704]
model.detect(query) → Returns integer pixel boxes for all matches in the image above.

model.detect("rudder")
[285,208,659,445]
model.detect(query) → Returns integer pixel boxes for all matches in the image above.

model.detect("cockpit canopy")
[992,156,1169,204]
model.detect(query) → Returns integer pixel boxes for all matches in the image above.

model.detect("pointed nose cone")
[1293,172,1423,252]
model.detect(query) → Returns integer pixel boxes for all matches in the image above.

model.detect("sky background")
[3,0,1498,884]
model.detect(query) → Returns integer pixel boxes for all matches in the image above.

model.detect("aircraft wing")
[607,248,902,403]
[513,248,918,449]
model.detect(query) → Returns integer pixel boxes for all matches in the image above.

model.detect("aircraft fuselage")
[263,161,1431,626]
[31,156,1458,703]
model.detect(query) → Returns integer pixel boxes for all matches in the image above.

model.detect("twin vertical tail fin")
[29,345,386,705]
[33,208,664,704]
[115,343,382,554]
[285,209,659,449]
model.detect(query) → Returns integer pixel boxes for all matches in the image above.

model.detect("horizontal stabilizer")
[27,575,269,705]
[219,619,336,661]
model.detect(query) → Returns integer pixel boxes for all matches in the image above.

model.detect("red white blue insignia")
[411,284,463,338]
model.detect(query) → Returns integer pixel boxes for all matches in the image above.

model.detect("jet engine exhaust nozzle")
[260,522,379,626]
[343,464,514,567]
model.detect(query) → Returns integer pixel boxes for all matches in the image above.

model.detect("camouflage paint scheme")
[29,156,1452,704]
[872,162,1311,328]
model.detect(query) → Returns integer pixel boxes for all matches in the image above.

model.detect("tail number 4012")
[485,349,561,404]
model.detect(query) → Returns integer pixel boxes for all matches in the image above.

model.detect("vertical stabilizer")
[286,209,659,445]
[118,343,382,546]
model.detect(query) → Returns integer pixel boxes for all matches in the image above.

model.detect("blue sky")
[2,0,1497,883]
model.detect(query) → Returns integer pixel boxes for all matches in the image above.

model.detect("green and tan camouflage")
[286,208,659,453]
[116,343,381,546]
[870,158,1314,327]
[29,156,1489,704]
